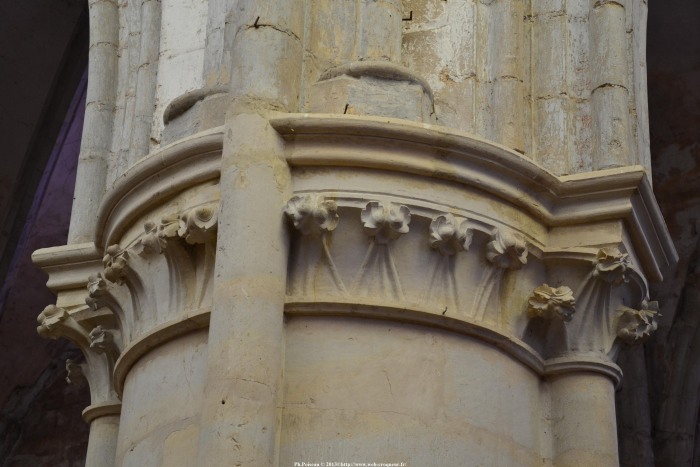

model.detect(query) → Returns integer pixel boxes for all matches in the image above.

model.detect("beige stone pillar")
[305,0,433,122]
[128,0,161,165]
[549,372,619,466]
[195,1,301,465]
[33,0,676,466]
[195,114,292,466]
[84,413,120,467]
[69,0,118,243]
[590,0,632,170]
[403,0,649,175]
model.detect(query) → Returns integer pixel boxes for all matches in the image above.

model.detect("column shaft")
[85,415,120,467]
[550,372,619,466]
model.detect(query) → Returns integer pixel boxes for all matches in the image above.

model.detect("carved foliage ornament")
[134,220,169,256]
[103,245,129,284]
[486,229,528,269]
[36,304,68,338]
[527,284,576,322]
[178,203,219,245]
[89,325,116,354]
[617,300,660,344]
[429,214,472,256]
[85,273,108,310]
[594,246,630,285]
[284,194,339,236]
[361,201,411,244]
[85,203,220,303]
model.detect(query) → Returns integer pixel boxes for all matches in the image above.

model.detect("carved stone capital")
[361,201,411,244]
[284,194,339,236]
[527,284,576,322]
[429,214,472,256]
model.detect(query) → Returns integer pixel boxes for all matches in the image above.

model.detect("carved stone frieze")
[356,202,411,300]
[284,195,346,295]
[280,195,661,364]
[425,213,472,313]
[78,200,220,347]
[472,229,529,322]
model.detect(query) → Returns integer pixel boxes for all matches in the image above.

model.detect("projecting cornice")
[269,113,677,282]
[31,242,102,293]
[53,115,674,284]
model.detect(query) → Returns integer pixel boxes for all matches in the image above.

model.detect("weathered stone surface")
[24,0,685,466]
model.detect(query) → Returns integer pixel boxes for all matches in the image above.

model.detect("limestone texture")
[30,1,679,466]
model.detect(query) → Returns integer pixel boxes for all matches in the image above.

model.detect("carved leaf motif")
[89,325,113,352]
[429,214,472,256]
[617,301,660,344]
[178,204,218,244]
[594,247,630,285]
[85,273,108,310]
[36,304,68,338]
[527,284,576,321]
[134,221,168,256]
[361,201,411,244]
[485,229,528,269]
[284,194,340,236]
[160,214,181,238]
[103,245,128,284]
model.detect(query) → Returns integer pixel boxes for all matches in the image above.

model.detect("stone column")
[195,0,302,465]
[84,414,120,467]
[305,0,434,122]
[69,0,118,243]
[33,0,675,466]
[402,0,650,175]
[549,372,619,466]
